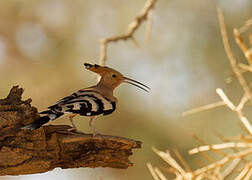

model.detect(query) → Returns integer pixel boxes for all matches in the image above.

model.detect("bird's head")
[84,63,150,92]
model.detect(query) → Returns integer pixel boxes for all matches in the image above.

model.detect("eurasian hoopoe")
[22,63,150,135]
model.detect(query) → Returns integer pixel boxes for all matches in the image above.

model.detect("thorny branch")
[99,0,157,66]
[217,7,252,100]
[216,88,252,135]
[234,29,252,65]
[148,7,252,180]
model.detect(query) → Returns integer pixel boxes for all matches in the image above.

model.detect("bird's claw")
[92,130,99,137]
[92,129,104,138]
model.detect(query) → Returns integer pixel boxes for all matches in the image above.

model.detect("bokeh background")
[0,0,252,179]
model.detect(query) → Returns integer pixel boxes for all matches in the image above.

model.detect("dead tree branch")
[0,86,141,176]
[99,0,157,66]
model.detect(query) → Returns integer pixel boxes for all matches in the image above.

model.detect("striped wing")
[47,90,116,116]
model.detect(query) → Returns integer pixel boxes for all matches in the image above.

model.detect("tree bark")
[0,86,141,176]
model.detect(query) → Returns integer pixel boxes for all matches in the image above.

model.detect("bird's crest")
[84,63,150,92]
[84,63,121,76]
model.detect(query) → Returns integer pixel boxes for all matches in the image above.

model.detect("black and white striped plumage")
[22,63,149,132]
[23,89,116,130]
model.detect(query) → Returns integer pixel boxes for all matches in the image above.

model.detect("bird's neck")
[97,78,116,91]
[97,82,113,91]
[83,81,118,102]
[96,81,116,98]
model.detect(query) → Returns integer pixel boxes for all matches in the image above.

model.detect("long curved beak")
[123,77,150,93]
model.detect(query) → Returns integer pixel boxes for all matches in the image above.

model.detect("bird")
[22,63,150,136]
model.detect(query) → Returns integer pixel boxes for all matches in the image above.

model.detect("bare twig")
[149,7,252,180]
[237,94,249,111]
[193,148,252,176]
[99,0,157,66]
[192,134,227,161]
[233,29,252,65]
[144,9,153,43]
[216,88,235,110]
[244,167,252,180]
[221,158,241,179]
[147,163,161,180]
[154,167,167,180]
[189,142,252,155]
[217,7,252,99]
[237,18,252,34]
[152,148,188,178]
[183,101,225,116]
[239,63,252,73]
[173,149,192,172]
[250,34,252,47]
[234,163,251,180]
[216,88,252,135]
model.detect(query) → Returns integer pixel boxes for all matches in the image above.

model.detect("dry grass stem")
[216,88,252,135]
[183,101,225,116]
[221,158,241,178]
[217,7,252,99]
[153,148,188,177]
[193,134,227,159]
[173,149,192,172]
[154,167,167,180]
[223,135,252,143]
[189,143,252,155]
[147,162,161,180]
[193,148,252,176]
[234,28,252,65]
[234,163,251,180]
[99,0,157,66]
[238,18,252,34]
[239,63,252,73]
[149,148,252,179]
[144,10,153,43]
[216,88,235,110]
[148,7,252,180]
[236,94,249,111]
[244,167,252,180]
[250,34,252,46]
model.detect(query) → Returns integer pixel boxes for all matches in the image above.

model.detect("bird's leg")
[67,114,83,133]
[89,116,99,137]
[69,114,77,130]
[67,115,87,134]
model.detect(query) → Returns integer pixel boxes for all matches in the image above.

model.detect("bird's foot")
[92,129,102,138]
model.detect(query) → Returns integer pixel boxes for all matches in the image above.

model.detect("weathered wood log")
[0,86,141,176]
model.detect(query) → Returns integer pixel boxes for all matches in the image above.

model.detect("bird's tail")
[21,110,63,130]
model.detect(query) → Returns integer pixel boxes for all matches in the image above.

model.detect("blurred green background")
[0,0,252,179]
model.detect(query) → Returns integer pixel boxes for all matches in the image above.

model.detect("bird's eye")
[112,74,117,78]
